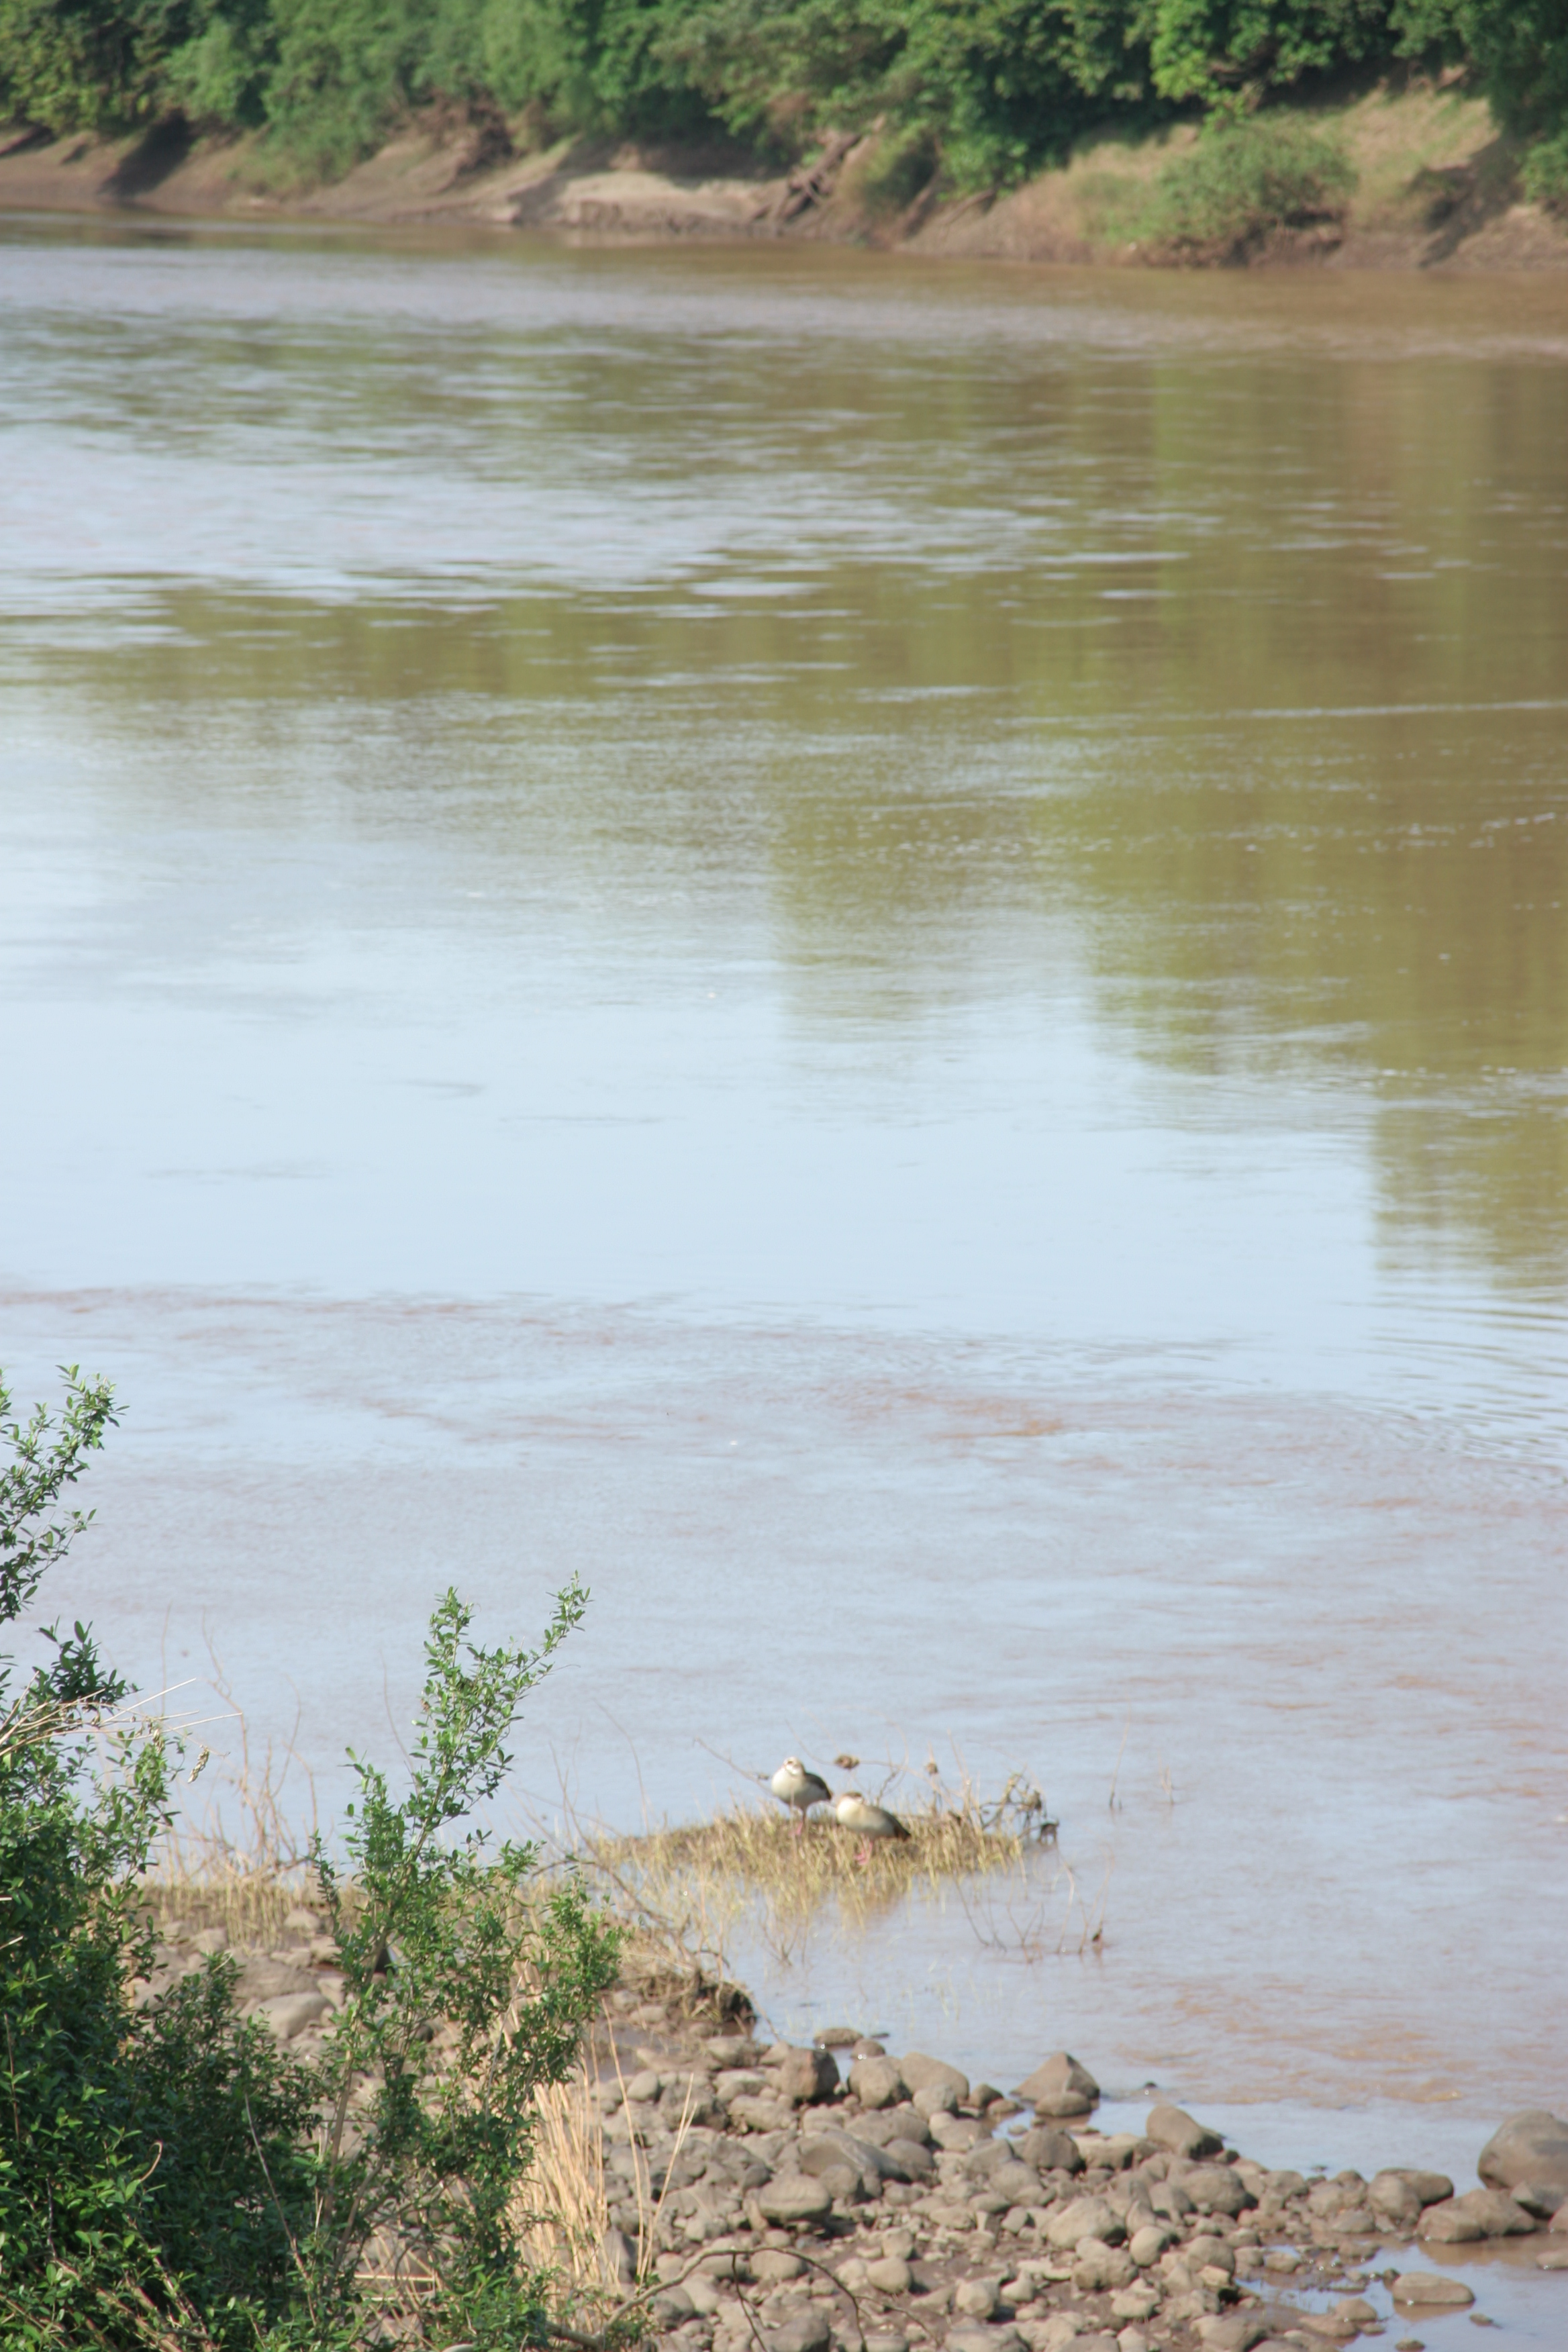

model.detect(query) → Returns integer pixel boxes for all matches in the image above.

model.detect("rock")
[1391,2271,1475,2308]
[885,2138,936,2179]
[801,2130,912,2188]
[731,2095,797,2133]
[865,2256,914,2294]
[1389,2168,1453,2206]
[778,2046,840,2106]
[752,2251,807,2284]
[1510,2180,1567,2220]
[1369,2172,1422,2230]
[1538,2244,1568,2271]
[767,2310,833,2352]
[901,2053,971,2104]
[1128,2222,1175,2266]
[850,2057,910,2110]
[946,2329,1024,2352]
[1110,2286,1160,2322]
[981,2160,1045,2208]
[930,2114,986,2152]
[854,2105,932,2149]
[1073,2240,1135,2292]
[915,2081,963,2118]
[1477,2111,1568,2200]
[1418,2189,1533,2241]
[756,2174,835,2224]
[652,2287,695,2324]
[1018,2127,1083,2174]
[1044,2195,1124,2250]
[1191,2322,1269,2352]
[706,2035,763,2064]
[236,1957,317,2004]
[954,2279,999,2318]
[1015,2053,1099,2118]
[816,2026,863,2048]
[603,2226,636,2286]
[1179,2165,1257,2218]
[1185,2236,1234,2279]
[716,2069,770,2102]
[624,2066,662,2102]
[1145,2104,1224,2161]
[254,1992,332,2040]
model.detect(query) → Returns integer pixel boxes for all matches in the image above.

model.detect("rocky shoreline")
[142,1912,1568,2351]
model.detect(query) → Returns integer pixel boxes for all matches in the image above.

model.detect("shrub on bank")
[1134,111,1358,256]
[0,1367,620,2350]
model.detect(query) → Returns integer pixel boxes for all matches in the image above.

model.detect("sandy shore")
[138,1911,1568,2352]
[5,91,1568,272]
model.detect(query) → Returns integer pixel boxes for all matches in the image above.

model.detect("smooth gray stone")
[1392,2269,1475,2306]
[767,2310,833,2352]
[1043,2192,1123,2250]
[1145,2102,1224,2161]
[777,2046,840,2106]
[756,2173,835,2224]
[1016,2127,1083,2174]
[850,2056,910,2111]
[1193,2320,1270,2352]
[899,2051,971,2103]
[854,2104,932,2149]
[885,2137,936,2179]
[1369,2169,1422,2228]
[976,2159,1040,2207]
[1478,2110,1568,2198]
[800,2129,912,2186]
[944,2327,1022,2352]
[1426,2187,1536,2238]
[1014,2053,1099,2114]
[1177,2162,1258,2216]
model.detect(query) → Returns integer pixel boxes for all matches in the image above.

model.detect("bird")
[834,1753,860,1771]
[834,1788,911,1864]
[770,1755,832,1833]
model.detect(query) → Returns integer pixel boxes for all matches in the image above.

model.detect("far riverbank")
[4,80,1568,271]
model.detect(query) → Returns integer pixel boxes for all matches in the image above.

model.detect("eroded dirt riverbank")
[5,81,1568,271]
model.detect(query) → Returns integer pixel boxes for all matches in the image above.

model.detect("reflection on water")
[1,224,1565,2165]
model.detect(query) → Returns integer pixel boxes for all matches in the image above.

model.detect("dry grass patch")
[586,1767,1051,1945]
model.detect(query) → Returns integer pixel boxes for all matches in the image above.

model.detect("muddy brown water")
[1,220,1565,2282]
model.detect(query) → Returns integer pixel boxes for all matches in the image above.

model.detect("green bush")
[0,1368,620,2350]
[1137,107,1356,252]
[1521,119,1568,205]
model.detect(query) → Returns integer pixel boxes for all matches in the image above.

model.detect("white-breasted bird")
[834,1788,911,1863]
[771,1755,832,1831]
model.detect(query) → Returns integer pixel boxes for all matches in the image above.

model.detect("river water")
[2,219,1565,2259]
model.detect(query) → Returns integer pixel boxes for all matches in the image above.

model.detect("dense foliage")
[0,1367,620,2351]
[0,0,1564,198]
